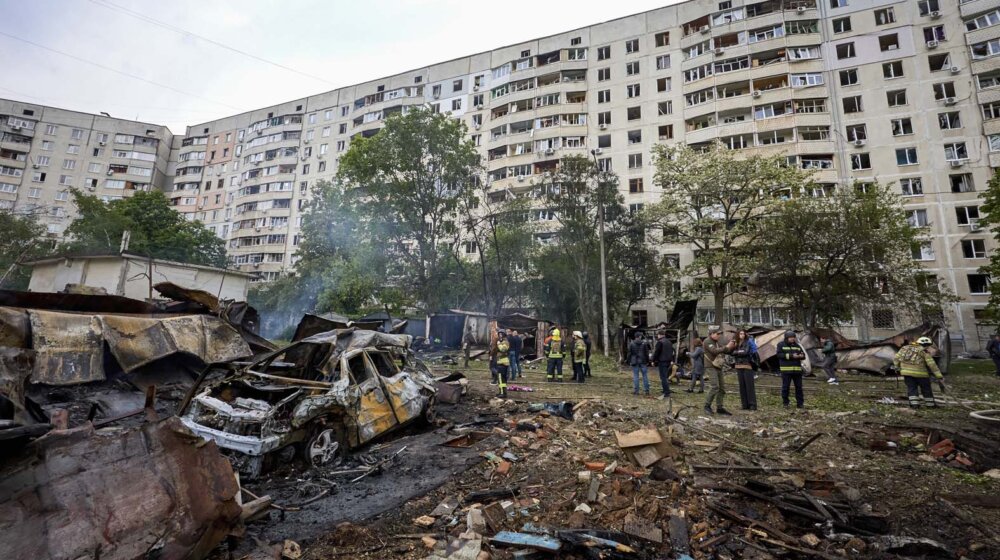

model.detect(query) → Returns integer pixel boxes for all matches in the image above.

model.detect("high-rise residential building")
[3,0,999,350]
[0,99,174,235]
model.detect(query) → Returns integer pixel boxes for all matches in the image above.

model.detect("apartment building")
[4,0,999,349]
[0,99,174,235]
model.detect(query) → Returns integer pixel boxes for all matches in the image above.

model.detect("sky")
[0,0,684,133]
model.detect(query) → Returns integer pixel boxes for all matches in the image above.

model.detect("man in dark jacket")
[582,332,592,377]
[821,336,839,385]
[628,331,652,396]
[987,334,1000,378]
[652,330,675,400]
[777,331,807,409]
[509,329,523,380]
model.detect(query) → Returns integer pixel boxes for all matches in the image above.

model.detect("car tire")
[302,426,344,469]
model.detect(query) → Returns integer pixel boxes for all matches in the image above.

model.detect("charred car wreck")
[181,328,438,477]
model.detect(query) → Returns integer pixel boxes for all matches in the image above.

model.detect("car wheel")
[305,428,344,468]
[423,401,437,424]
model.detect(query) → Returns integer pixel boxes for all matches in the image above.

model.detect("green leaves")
[60,190,226,267]
[0,210,48,289]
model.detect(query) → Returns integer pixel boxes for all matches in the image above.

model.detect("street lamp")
[590,149,611,357]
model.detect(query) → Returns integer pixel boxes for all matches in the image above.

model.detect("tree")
[646,142,813,326]
[753,182,950,329]
[335,106,481,313]
[0,209,49,289]
[975,171,1000,323]
[60,190,226,267]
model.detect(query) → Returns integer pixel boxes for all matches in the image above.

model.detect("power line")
[0,86,224,115]
[0,30,244,111]
[87,0,337,86]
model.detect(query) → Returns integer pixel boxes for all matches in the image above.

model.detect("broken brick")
[929,439,955,458]
[495,460,512,476]
[584,461,606,471]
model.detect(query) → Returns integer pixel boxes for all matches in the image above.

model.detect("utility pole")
[590,150,611,357]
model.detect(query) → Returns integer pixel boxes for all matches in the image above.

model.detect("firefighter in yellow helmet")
[495,330,510,398]
[571,331,587,383]
[545,328,564,382]
[893,336,945,408]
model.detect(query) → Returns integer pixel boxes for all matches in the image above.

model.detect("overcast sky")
[0,0,683,133]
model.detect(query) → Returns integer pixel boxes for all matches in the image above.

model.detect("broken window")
[879,34,899,52]
[969,274,991,294]
[900,178,922,196]
[955,205,980,225]
[933,82,956,100]
[950,173,974,192]
[842,96,863,113]
[911,241,935,261]
[850,153,871,170]
[874,8,895,25]
[839,68,858,86]
[928,53,951,72]
[836,43,855,59]
[832,17,851,33]
[367,351,400,377]
[629,178,644,193]
[895,147,918,166]
[347,354,371,383]
[962,239,987,259]
[907,209,929,227]
[891,118,912,136]
[944,142,968,161]
[939,112,961,129]
[882,61,904,79]
[846,124,867,141]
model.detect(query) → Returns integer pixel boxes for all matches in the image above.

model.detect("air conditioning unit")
[255,226,262,231]
[944,97,957,106]
[303,139,310,144]
[476,104,484,110]
[11,126,20,131]
[517,175,526,182]
[545,148,555,155]
[562,77,571,82]
[772,318,786,327]
[97,141,106,146]
[106,170,114,176]
[599,123,608,130]
[797,5,806,13]
[256,130,263,135]
[700,25,710,34]
[301,156,308,161]
[950,66,961,74]
[752,90,762,98]
[32,164,39,169]
[714,48,725,56]
[971,222,983,232]
[473,85,479,91]
[930,11,941,19]
[926,40,939,49]
[317,153,324,159]
[593,148,603,155]
[253,263,260,268]
[853,139,866,147]
[950,159,965,167]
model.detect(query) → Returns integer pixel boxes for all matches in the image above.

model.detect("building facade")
[0,100,174,235]
[4,0,1000,349]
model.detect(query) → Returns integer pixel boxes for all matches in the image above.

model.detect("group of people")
[483,327,593,397]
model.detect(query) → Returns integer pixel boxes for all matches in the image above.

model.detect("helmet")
[551,328,560,337]
[582,331,589,338]
[573,330,583,338]
[917,336,933,346]
[784,330,796,340]
[497,330,506,337]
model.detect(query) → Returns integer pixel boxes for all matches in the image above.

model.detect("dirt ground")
[232,357,1000,560]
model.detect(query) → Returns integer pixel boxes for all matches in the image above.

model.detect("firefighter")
[776,331,806,409]
[571,331,587,383]
[495,330,510,398]
[545,328,565,382]
[894,336,945,408]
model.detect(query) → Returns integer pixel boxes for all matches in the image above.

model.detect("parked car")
[180,329,437,478]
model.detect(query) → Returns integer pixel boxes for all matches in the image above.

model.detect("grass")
[948,358,996,377]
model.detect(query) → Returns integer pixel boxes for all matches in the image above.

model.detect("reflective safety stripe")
[780,366,802,371]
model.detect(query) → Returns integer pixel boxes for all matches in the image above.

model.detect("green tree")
[646,142,812,326]
[60,190,226,267]
[0,209,49,289]
[975,171,1000,322]
[753,182,949,329]
[335,106,481,313]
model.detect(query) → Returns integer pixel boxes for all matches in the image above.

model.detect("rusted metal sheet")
[154,281,221,312]
[0,417,242,560]
[28,310,105,385]
[100,314,251,372]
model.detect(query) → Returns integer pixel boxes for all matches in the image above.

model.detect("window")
[597,68,610,81]
[939,112,961,129]
[969,274,991,295]
[830,0,847,7]
[972,39,1000,59]
[625,39,639,54]
[917,1,939,17]
[70,128,83,140]
[842,95,862,113]
[58,174,73,186]
[839,68,858,86]
[984,101,1000,120]
[887,89,907,107]
[944,142,968,161]
[336,140,346,151]
[658,101,672,115]
[963,239,987,259]
[45,124,58,135]
[626,61,639,75]
[846,124,867,141]
[850,153,871,170]
[629,178,644,193]
[453,79,463,92]
[907,209,929,227]
[36,155,50,166]
[882,61,904,79]
[451,99,461,111]
[879,34,899,52]
[659,124,674,139]
[896,147,918,165]
[924,26,945,43]
[657,77,671,92]
[598,111,611,125]
[28,187,41,198]
[951,173,974,192]
[32,172,45,182]
[874,8,895,25]
[627,107,641,120]
[322,126,331,137]
[628,130,641,144]
[912,241,935,261]
[302,164,310,175]
[891,118,912,136]
[656,55,671,70]
[836,43,856,59]
[900,178,923,196]
[626,84,640,98]
[62,159,76,170]
[979,71,1000,90]
[832,17,851,33]
[40,140,52,151]
[66,145,80,154]
[628,153,643,169]
[598,90,611,103]
[929,53,952,72]
[655,32,670,47]
[933,82,956,100]
[791,73,824,87]
[308,113,316,125]
[990,134,1000,152]
[872,309,895,330]
[967,9,1000,32]
[956,206,980,225]
[597,46,610,60]
[55,190,69,201]
[571,36,582,46]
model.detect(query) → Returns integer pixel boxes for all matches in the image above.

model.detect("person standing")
[987,334,1000,378]
[628,331,652,396]
[777,331,807,409]
[687,338,705,393]
[462,327,475,368]
[652,330,675,400]
[732,329,758,411]
[508,329,523,380]
[821,336,839,385]
[582,331,593,378]
[703,326,735,415]
[545,328,565,382]
[894,336,946,408]
[571,331,587,383]
[495,331,510,398]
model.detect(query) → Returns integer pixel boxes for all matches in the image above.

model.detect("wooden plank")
[615,427,663,448]
[630,445,663,468]
[623,513,663,543]
[668,515,690,554]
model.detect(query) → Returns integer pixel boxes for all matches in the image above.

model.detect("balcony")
[962,0,1000,18]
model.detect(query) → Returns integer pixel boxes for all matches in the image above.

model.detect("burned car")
[180,328,437,477]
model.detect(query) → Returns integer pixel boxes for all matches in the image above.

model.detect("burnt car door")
[364,349,431,426]
[342,349,398,445]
